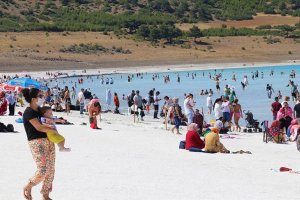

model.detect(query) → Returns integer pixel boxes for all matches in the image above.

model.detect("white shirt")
[222,101,230,113]
[184,98,193,114]
[154,95,160,106]
[207,96,213,107]
[214,103,223,119]
[78,91,85,103]
[52,88,58,96]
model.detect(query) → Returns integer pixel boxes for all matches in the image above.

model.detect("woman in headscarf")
[204,120,230,153]
[185,123,205,150]
[277,101,293,134]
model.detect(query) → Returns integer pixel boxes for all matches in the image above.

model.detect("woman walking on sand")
[22,88,58,200]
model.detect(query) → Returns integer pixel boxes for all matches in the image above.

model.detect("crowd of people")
[1,68,300,199]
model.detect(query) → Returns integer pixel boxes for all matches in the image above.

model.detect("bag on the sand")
[0,122,14,132]
[6,124,14,132]
[179,141,186,149]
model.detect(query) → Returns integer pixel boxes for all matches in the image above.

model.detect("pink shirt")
[276,107,293,120]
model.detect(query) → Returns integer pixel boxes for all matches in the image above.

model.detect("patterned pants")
[28,138,55,194]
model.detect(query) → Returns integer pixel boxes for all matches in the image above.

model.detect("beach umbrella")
[0,83,22,92]
[1,78,47,91]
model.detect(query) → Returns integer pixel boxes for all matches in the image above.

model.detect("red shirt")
[185,130,205,150]
[114,96,120,107]
[271,102,282,116]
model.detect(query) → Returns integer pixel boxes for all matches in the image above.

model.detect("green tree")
[188,25,203,42]
[276,25,296,37]
[136,24,150,39]
[159,24,182,43]
[149,26,161,42]
[123,18,142,34]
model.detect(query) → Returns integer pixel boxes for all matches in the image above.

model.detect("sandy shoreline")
[0,59,299,80]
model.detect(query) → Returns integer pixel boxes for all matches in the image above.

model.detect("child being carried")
[41,106,71,152]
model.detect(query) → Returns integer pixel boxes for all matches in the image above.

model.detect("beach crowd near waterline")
[1,67,300,145]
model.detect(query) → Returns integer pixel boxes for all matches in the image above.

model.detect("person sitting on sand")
[297,132,300,152]
[88,99,101,129]
[185,123,205,151]
[269,120,286,143]
[288,119,300,141]
[193,109,204,135]
[204,120,230,153]
[40,107,71,152]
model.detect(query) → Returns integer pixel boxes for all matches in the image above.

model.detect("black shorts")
[149,96,154,104]
[216,85,220,90]
[65,98,71,105]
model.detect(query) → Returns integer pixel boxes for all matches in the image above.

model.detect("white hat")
[214,120,223,129]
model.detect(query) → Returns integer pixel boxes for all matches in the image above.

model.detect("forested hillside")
[0,0,299,40]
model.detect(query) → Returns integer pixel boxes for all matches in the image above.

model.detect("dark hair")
[213,98,222,110]
[94,102,101,107]
[40,106,52,115]
[22,88,40,103]
[234,99,239,103]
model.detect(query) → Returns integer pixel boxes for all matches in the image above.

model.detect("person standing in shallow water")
[22,88,58,200]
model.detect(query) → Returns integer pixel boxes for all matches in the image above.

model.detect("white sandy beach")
[0,104,300,200]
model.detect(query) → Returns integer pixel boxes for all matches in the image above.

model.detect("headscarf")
[89,98,99,106]
[214,120,223,129]
[187,123,198,132]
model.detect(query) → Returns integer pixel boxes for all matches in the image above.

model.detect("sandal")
[42,194,53,200]
[23,184,32,200]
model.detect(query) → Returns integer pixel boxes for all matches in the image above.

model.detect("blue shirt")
[6,94,16,105]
